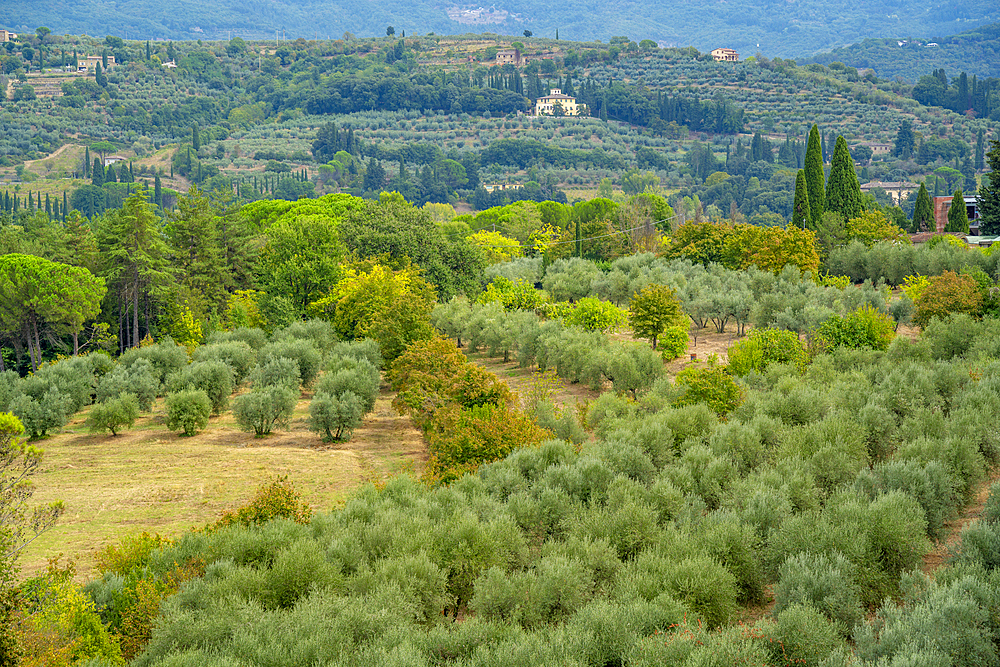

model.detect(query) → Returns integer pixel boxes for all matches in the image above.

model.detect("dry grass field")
[19,385,426,579]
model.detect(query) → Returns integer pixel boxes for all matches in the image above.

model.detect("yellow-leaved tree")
[468,230,524,264]
[312,262,436,362]
[845,210,910,247]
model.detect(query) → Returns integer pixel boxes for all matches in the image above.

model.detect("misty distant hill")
[3,0,999,58]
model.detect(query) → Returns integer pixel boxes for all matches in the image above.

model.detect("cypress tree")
[804,124,825,227]
[913,182,934,232]
[792,170,810,228]
[84,146,91,177]
[946,189,969,233]
[975,129,986,171]
[154,175,162,208]
[62,191,67,222]
[825,136,863,220]
[146,40,151,60]
[978,140,1000,235]
[37,192,42,210]
[45,193,51,217]
[192,125,201,150]
[92,158,104,186]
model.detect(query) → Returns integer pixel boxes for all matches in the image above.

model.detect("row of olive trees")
[107,316,1000,667]
[0,318,382,442]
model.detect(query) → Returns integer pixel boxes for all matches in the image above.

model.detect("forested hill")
[806,22,1000,82]
[3,0,1000,58]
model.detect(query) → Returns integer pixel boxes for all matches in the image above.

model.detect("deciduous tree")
[628,284,686,350]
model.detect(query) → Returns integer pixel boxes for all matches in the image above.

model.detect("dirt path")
[466,351,601,413]
[922,469,1000,574]
[24,142,75,168]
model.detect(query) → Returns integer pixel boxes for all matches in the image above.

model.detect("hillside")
[3,0,1000,58]
[806,22,1000,82]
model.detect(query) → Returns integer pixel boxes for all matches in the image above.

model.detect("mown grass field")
[21,385,426,579]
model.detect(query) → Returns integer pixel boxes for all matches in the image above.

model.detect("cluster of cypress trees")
[0,190,68,221]
[791,124,862,228]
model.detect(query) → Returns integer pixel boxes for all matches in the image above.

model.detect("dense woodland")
[807,22,1000,81]
[3,25,1000,667]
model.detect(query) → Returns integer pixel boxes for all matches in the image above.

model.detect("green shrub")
[727,327,808,376]
[86,393,140,436]
[208,326,268,350]
[166,360,235,414]
[96,359,159,412]
[273,318,339,357]
[211,476,312,530]
[0,370,18,412]
[192,341,257,382]
[660,556,739,629]
[564,297,627,332]
[601,342,664,399]
[673,363,744,417]
[854,575,1000,667]
[232,385,297,436]
[309,390,364,441]
[766,604,844,667]
[854,459,956,540]
[658,325,689,361]
[118,339,189,388]
[258,339,322,387]
[984,482,1000,524]
[165,389,212,436]
[774,552,863,634]
[814,304,896,352]
[315,360,379,414]
[330,338,384,370]
[249,357,300,389]
[9,387,72,439]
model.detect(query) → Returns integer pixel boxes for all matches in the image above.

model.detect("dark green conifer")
[792,170,810,229]
[913,182,934,232]
[825,136,862,220]
[946,189,969,233]
[804,124,825,227]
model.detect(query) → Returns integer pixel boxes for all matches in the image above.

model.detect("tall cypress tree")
[154,174,162,208]
[63,191,68,222]
[92,158,104,186]
[84,146,91,177]
[913,183,934,232]
[978,140,1000,235]
[192,125,201,151]
[975,129,985,171]
[826,136,863,220]
[946,189,969,233]
[792,170,810,229]
[804,124,825,227]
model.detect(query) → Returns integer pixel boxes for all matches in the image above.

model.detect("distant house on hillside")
[535,89,581,116]
[496,48,522,66]
[77,55,117,73]
[711,48,739,62]
[103,155,127,167]
[162,60,178,69]
[0,29,17,42]
[933,195,980,234]
[859,180,918,205]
